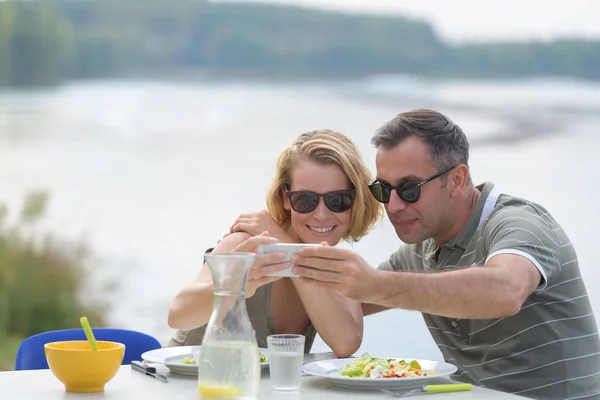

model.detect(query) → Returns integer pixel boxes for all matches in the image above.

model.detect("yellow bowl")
[44,340,125,393]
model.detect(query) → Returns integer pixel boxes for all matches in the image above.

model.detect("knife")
[382,383,472,397]
[131,360,169,383]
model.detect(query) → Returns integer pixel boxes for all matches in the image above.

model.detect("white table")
[0,353,525,399]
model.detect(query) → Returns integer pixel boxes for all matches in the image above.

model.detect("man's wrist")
[363,269,387,305]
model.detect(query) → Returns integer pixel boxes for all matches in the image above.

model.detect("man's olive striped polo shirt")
[378,182,600,399]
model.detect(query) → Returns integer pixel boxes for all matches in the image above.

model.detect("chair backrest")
[15,328,162,370]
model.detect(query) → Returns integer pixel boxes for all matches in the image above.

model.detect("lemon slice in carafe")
[198,383,242,398]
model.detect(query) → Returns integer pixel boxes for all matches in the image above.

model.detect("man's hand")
[290,244,379,303]
[229,210,293,242]
[230,232,288,297]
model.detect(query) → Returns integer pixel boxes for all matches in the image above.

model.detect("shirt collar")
[444,181,500,250]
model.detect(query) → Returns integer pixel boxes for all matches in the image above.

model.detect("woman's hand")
[168,231,287,331]
[230,232,289,297]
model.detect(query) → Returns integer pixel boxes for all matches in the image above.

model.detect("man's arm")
[361,303,390,316]
[368,253,541,319]
[294,203,555,320]
[292,247,541,320]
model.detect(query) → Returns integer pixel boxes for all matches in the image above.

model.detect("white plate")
[141,345,269,376]
[302,357,457,390]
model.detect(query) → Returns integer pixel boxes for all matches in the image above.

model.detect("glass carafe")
[198,252,260,400]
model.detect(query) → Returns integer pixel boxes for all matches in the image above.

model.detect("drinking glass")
[266,334,305,391]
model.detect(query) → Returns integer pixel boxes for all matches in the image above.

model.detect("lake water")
[1,76,599,360]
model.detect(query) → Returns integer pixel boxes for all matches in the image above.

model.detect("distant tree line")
[0,0,599,87]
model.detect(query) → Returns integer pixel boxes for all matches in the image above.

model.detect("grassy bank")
[0,191,109,370]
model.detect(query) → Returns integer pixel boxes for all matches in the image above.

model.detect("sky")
[215,0,600,43]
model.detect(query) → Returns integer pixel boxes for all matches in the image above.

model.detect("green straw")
[80,316,98,351]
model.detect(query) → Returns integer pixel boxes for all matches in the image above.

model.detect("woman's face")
[284,159,353,246]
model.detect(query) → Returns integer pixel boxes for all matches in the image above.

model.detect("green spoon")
[80,316,98,351]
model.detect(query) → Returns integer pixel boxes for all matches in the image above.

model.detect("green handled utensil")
[424,384,472,393]
[383,383,472,397]
[79,316,98,351]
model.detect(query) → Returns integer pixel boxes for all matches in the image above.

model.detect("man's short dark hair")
[371,109,470,185]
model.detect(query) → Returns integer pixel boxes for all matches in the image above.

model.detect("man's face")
[374,137,452,244]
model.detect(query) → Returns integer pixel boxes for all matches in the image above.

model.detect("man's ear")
[449,164,469,195]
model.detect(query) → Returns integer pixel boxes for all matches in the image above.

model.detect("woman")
[167,129,382,357]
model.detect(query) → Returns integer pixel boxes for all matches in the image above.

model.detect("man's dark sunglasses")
[368,166,456,204]
[285,187,355,214]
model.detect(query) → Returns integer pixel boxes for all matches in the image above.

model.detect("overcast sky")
[215,0,600,43]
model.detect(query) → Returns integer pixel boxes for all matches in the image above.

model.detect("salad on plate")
[339,353,435,378]
[182,351,269,364]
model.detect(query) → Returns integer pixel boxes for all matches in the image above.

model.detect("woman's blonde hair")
[266,129,383,242]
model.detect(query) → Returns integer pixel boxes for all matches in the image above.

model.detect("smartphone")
[256,243,322,277]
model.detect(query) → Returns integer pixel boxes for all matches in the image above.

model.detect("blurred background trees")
[0,0,598,88]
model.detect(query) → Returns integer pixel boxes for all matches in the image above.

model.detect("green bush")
[0,191,109,370]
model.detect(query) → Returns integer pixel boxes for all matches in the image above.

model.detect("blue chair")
[15,328,162,370]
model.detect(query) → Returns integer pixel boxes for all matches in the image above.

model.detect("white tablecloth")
[0,353,525,399]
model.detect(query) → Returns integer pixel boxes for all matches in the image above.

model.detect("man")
[290,109,600,399]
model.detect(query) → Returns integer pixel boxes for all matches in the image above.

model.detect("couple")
[167,109,600,400]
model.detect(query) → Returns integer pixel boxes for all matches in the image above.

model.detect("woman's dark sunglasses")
[285,187,355,214]
[368,166,456,204]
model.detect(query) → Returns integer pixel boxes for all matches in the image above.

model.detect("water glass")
[267,334,305,391]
